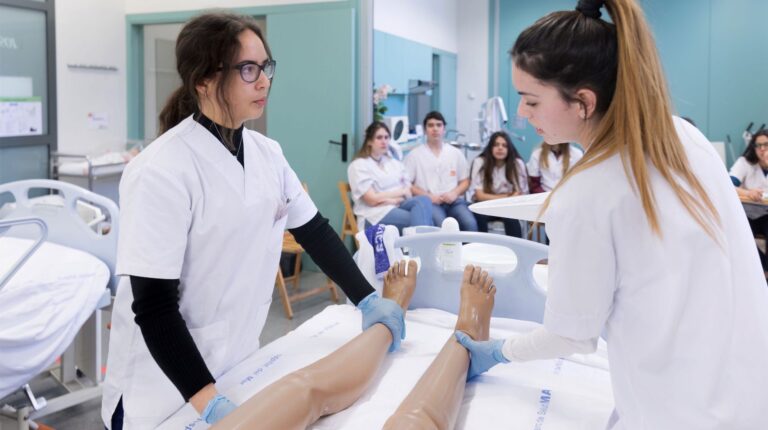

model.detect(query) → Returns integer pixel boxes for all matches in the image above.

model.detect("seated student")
[212,262,496,430]
[526,142,584,193]
[404,111,478,231]
[729,129,768,273]
[348,122,433,233]
[470,131,529,238]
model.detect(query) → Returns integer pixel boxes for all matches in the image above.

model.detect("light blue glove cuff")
[358,292,405,352]
[454,331,509,381]
[201,394,237,425]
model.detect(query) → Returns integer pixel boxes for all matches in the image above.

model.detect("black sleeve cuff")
[288,212,375,305]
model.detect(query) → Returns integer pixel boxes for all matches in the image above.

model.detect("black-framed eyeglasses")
[220,60,276,83]
[755,143,768,150]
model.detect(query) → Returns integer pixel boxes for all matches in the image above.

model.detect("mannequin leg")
[212,260,418,430]
[383,265,495,430]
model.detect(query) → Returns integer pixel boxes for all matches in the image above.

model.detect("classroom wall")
[456,0,489,146]
[373,0,458,53]
[53,0,347,158]
[492,0,768,165]
[373,0,471,132]
[125,0,345,14]
[55,0,127,155]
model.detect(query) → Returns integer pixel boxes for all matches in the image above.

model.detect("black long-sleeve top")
[129,116,374,401]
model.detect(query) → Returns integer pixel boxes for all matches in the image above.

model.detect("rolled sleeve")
[347,160,375,201]
[456,151,469,181]
[116,164,191,279]
[527,150,541,177]
[404,152,417,185]
[728,157,749,185]
[469,158,483,191]
[283,162,318,230]
[517,158,529,193]
[543,195,617,340]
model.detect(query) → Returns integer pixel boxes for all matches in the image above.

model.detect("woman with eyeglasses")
[102,13,405,429]
[730,129,768,274]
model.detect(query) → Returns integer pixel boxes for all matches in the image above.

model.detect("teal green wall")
[434,49,457,129]
[492,0,768,165]
[373,30,457,128]
[373,31,432,93]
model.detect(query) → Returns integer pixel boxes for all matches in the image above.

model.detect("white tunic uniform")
[101,116,317,429]
[404,143,468,195]
[469,157,529,199]
[347,155,410,225]
[728,156,768,190]
[542,117,768,429]
[526,144,584,191]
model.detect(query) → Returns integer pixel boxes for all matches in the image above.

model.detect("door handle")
[328,134,348,162]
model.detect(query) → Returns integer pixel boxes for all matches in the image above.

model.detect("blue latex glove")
[455,331,509,380]
[358,292,405,352]
[201,394,237,425]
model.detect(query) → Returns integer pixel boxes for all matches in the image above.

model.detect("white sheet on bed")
[0,237,109,398]
[159,305,613,430]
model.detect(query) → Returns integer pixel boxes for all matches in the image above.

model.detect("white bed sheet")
[159,305,614,430]
[0,237,109,398]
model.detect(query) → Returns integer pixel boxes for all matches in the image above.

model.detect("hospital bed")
[51,145,141,205]
[160,232,614,429]
[0,180,119,430]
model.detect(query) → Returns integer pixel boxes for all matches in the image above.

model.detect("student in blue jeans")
[404,111,478,231]
[348,121,433,233]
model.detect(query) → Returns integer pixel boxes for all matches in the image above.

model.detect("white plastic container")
[439,217,462,271]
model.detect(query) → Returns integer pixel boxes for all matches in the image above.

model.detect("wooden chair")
[338,181,359,248]
[274,185,339,319]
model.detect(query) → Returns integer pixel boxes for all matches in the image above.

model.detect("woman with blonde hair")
[347,122,433,233]
[527,141,583,192]
[456,0,768,428]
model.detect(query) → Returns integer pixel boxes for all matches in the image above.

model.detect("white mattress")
[57,152,128,177]
[159,305,613,430]
[0,237,110,398]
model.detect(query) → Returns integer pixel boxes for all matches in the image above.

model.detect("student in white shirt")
[455,1,768,429]
[102,13,405,429]
[347,122,433,233]
[470,131,528,237]
[527,141,583,192]
[729,129,768,273]
[404,111,478,231]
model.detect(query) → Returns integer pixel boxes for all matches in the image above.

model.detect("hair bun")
[576,0,604,19]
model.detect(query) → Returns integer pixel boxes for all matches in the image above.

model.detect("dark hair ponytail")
[158,87,199,135]
[743,129,768,164]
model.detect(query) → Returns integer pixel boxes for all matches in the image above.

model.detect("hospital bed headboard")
[0,179,120,293]
[0,217,47,290]
[394,232,548,323]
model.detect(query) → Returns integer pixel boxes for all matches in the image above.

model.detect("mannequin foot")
[454,265,495,341]
[383,260,418,310]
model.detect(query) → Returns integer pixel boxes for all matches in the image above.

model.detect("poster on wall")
[0,97,43,137]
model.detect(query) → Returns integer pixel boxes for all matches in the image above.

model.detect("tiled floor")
[2,271,346,430]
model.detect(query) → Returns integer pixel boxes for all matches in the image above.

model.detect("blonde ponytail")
[514,0,721,241]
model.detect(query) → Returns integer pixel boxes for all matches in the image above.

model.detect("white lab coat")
[542,117,768,429]
[526,145,583,191]
[347,155,410,226]
[101,116,317,429]
[404,143,469,195]
[728,156,768,190]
